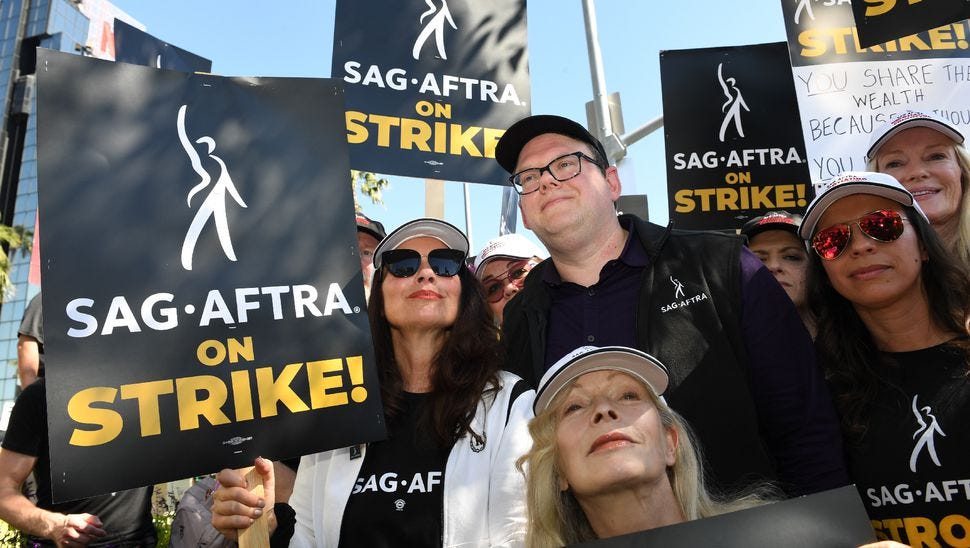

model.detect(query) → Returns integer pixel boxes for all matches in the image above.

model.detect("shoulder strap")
[505,378,531,426]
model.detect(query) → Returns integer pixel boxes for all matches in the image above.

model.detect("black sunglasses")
[381,248,466,278]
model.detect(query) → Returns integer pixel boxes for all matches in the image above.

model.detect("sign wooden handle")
[237,466,270,548]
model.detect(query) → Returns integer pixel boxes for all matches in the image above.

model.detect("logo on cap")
[757,212,795,226]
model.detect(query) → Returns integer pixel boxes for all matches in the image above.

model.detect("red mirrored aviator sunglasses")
[482,259,535,303]
[811,209,905,261]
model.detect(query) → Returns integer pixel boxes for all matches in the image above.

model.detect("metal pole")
[582,0,612,143]
[463,182,474,249]
[621,115,665,148]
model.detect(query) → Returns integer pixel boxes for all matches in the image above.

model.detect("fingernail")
[257,499,265,508]
[254,508,262,517]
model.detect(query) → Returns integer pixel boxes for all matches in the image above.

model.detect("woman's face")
[748,230,809,310]
[875,127,964,230]
[554,370,677,499]
[380,236,461,332]
[815,194,927,311]
[480,257,538,323]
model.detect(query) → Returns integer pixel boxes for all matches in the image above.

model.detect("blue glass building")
[0,0,142,423]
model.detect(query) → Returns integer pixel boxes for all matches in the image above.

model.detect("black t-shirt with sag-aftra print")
[338,392,450,547]
[838,342,970,546]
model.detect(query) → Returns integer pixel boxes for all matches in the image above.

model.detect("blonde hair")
[518,379,773,547]
[868,140,970,269]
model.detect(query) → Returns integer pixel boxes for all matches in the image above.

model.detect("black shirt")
[338,392,450,547]
[1,379,156,546]
[840,342,970,545]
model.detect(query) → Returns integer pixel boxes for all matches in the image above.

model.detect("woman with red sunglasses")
[474,234,545,325]
[800,171,970,546]
[211,218,533,546]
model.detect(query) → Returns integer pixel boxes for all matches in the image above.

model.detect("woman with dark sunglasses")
[474,234,545,325]
[211,218,534,547]
[800,171,970,545]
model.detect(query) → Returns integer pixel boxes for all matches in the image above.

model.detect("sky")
[110,0,789,253]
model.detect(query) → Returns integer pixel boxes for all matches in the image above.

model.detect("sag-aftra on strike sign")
[36,50,386,502]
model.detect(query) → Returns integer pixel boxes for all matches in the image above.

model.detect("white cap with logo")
[799,171,928,239]
[473,233,545,279]
[866,110,965,161]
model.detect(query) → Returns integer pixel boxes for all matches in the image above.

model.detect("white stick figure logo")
[412,0,457,60]
[717,63,750,143]
[670,276,685,299]
[793,0,815,25]
[176,105,248,271]
[909,395,946,473]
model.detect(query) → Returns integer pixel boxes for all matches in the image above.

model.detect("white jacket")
[289,371,534,547]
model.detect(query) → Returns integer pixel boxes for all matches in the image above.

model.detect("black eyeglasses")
[811,209,906,261]
[381,248,466,278]
[508,151,602,195]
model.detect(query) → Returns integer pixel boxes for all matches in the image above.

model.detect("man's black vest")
[503,214,777,492]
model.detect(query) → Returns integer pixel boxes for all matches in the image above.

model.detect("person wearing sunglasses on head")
[211,218,534,547]
[474,234,546,325]
[741,211,816,338]
[866,110,970,271]
[801,171,970,546]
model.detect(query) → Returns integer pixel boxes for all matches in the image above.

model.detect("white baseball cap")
[473,234,545,279]
[866,110,965,161]
[373,218,469,269]
[534,346,670,414]
[799,171,928,239]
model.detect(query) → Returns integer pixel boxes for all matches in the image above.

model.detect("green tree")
[0,223,31,302]
[351,170,390,213]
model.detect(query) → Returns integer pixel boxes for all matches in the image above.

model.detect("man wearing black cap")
[356,213,387,301]
[494,114,847,497]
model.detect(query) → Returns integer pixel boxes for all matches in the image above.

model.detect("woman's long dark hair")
[808,205,970,442]
[368,261,504,448]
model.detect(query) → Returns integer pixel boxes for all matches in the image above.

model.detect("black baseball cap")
[495,115,609,174]
[356,214,386,241]
[741,211,802,241]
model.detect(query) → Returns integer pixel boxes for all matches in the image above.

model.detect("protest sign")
[332,0,530,185]
[581,485,875,547]
[781,0,970,183]
[36,49,385,501]
[660,42,812,231]
[114,19,212,73]
[850,0,970,49]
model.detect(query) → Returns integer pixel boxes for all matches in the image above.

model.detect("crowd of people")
[0,108,966,547]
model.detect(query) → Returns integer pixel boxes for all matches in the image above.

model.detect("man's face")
[515,134,621,243]
[357,231,380,296]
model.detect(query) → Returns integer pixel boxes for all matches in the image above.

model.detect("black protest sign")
[36,49,385,501]
[851,0,970,49]
[581,486,875,548]
[782,0,970,67]
[781,1,970,184]
[113,19,212,73]
[332,0,530,185]
[661,42,813,231]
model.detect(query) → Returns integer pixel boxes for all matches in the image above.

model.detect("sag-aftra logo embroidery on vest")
[659,275,710,314]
